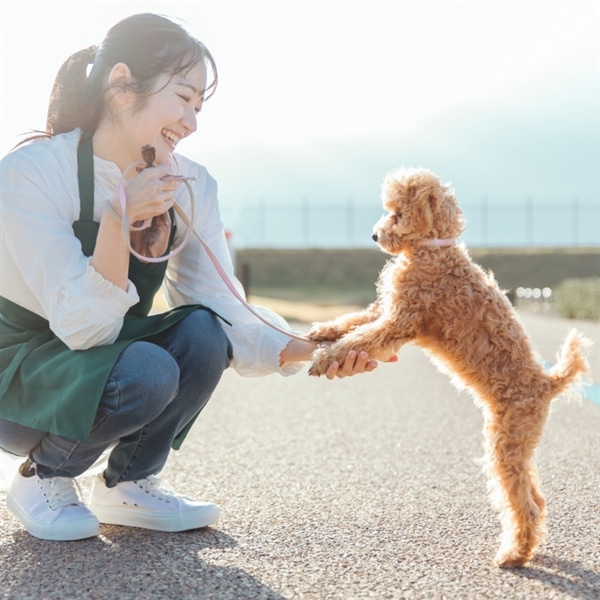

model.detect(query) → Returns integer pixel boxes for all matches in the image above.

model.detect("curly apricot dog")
[308,167,590,568]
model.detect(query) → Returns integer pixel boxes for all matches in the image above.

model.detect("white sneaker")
[89,474,220,532]
[6,466,99,541]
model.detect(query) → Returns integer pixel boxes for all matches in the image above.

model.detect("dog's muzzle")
[372,233,378,242]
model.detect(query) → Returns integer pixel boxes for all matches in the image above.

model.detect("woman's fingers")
[124,168,181,221]
[324,350,380,380]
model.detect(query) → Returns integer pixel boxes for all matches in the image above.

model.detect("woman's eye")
[177,94,191,103]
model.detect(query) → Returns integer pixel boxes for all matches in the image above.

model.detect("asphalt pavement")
[1,312,599,599]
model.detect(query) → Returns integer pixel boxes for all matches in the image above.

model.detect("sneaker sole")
[89,503,220,532]
[6,495,99,541]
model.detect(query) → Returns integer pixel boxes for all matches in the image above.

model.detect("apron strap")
[73,135,100,257]
[77,135,94,222]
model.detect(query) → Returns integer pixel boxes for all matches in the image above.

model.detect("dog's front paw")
[307,345,341,377]
[307,362,327,377]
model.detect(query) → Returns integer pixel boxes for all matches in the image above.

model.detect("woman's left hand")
[322,349,398,380]
[323,350,376,380]
[279,338,398,380]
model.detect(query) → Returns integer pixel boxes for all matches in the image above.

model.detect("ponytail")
[46,45,103,136]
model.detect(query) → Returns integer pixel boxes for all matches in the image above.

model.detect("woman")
[0,13,383,541]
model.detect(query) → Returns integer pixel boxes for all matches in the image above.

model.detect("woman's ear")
[107,62,134,106]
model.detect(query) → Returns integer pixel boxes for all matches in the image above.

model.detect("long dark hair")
[21,13,217,144]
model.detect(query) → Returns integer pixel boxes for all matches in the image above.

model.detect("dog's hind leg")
[481,400,550,568]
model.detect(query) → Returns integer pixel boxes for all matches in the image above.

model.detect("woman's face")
[118,61,208,166]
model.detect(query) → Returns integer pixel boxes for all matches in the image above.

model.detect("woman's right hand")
[94,165,178,290]
[108,165,180,224]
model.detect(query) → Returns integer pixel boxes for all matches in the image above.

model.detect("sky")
[1,0,599,246]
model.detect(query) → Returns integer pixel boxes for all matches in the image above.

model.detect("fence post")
[347,196,354,246]
[526,196,534,246]
[481,195,488,246]
[258,198,266,247]
[302,197,310,246]
[572,195,580,246]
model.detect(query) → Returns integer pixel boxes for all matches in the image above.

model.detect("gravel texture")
[1,313,598,599]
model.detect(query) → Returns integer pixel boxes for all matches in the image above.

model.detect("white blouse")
[0,129,304,377]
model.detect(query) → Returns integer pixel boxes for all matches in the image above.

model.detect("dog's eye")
[393,212,403,224]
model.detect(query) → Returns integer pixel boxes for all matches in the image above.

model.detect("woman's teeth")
[162,130,179,145]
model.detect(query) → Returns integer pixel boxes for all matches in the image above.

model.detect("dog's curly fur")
[307,167,591,568]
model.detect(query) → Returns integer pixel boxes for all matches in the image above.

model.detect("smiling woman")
[42,14,216,167]
[0,12,384,545]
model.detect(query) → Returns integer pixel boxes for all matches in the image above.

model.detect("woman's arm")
[90,202,130,289]
[0,136,139,349]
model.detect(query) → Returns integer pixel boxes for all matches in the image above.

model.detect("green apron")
[0,137,220,448]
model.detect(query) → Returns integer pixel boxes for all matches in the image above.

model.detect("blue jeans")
[0,309,231,486]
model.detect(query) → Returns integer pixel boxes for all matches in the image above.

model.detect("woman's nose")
[182,108,197,135]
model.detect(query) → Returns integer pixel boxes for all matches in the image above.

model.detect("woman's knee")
[200,311,232,365]
[164,310,232,370]
[102,341,180,418]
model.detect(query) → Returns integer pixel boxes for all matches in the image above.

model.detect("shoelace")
[39,476,84,510]
[134,475,174,503]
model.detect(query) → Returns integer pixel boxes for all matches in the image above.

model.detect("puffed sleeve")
[0,136,139,349]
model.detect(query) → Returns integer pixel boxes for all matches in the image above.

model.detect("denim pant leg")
[30,340,180,479]
[0,419,45,457]
[104,310,231,486]
[0,348,175,464]
[29,310,231,483]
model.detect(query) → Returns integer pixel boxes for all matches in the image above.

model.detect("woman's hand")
[108,165,180,224]
[279,338,397,380]
[96,166,179,290]
[317,347,399,380]
[321,350,377,380]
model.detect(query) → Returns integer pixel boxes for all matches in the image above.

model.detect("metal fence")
[221,197,599,248]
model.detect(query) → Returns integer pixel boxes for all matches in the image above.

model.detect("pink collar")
[417,238,457,247]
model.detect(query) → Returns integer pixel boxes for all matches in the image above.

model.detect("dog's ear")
[408,172,465,238]
[435,184,466,238]
[409,176,439,234]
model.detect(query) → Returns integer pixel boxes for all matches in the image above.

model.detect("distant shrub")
[553,278,600,321]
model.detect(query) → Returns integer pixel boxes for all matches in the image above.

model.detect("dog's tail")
[547,329,592,398]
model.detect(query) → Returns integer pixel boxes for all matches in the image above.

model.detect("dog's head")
[371,167,465,255]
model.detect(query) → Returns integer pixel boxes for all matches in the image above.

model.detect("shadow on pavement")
[506,553,600,599]
[2,526,286,600]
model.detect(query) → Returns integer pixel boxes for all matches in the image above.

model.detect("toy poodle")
[307,167,590,568]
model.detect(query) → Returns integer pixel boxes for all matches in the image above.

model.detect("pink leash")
[118,162,196,263]
[174,204,309,342]
[118,161,309,343]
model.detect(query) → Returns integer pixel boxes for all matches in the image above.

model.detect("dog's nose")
[372,233,378,242]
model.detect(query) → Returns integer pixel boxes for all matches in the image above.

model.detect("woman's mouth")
[161,129,181,149]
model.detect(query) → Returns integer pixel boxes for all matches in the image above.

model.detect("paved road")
[1,313,599,599]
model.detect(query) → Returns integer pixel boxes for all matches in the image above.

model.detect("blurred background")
[2,0,598,248]
[2,1,598,318]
